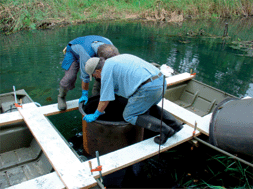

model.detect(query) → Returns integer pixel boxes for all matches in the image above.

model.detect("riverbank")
[1,0,253,34]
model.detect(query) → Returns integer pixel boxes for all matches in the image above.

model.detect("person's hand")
[83,110,104,122]
[79,90,88,104]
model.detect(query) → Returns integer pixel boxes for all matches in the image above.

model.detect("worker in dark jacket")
[58,35,119,111]
[83,54,183,145]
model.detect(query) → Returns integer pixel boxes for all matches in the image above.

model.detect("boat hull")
[0,90,53,188]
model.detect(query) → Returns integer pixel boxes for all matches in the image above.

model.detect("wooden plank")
[0,100,78,127]
[82,125,200,178]
[39,99,79,116]
[17,103,96,189]
[0,111,23,126]
[195,114,211,136]
[166,73,195,86]
[157,99,210,135]
[6,172,65,189]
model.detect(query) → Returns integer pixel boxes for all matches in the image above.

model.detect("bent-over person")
[83,54,183,144]
[58,35,119,110]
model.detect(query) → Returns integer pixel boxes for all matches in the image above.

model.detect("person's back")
[100,54,160,101]
[68,35,113,58]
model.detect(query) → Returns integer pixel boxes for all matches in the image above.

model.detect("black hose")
[78,101,87,116]
[78,100,128,126]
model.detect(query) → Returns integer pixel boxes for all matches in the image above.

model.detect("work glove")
[83,109,104,122]
[79,90,88,104]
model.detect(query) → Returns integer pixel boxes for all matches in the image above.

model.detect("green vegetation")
[1,0,253,34]
[140,142,253,188]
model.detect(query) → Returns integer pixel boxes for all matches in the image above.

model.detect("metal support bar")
[13,86,22,108]
[96,151,103,183]
[192,121,197,137]
[194,137,253,168]
[96,179,106,189]
[206,99,216,115]
[13,86,18,104]
[89,161,93,175]
[183,91,199,108]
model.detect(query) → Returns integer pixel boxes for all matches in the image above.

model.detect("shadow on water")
[1,18,253,188]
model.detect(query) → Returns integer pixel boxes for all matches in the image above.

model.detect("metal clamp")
[13,86,22,108]
[192,121,197,137]
[88,151,105,189]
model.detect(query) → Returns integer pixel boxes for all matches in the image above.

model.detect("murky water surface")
[1,19,253,138]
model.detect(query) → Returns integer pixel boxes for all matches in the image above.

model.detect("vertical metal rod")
[96,179,106,189]
[13,86,17,104]
[88,161,93,175]
[96,151,103,183]
[192,121,197,137]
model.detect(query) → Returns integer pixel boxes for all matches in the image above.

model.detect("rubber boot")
[58,86,68,111]
[135,114,175,145]
[150,105,183,133]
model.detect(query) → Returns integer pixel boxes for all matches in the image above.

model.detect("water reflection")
[0,19,253,107]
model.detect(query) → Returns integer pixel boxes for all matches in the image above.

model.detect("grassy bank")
[1,0,253,34]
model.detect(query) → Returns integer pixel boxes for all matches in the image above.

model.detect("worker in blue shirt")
[83,54,183,145]
[58,35,119,111]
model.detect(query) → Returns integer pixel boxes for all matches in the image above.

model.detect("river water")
[1,19,253,137]
[1,19,253,188]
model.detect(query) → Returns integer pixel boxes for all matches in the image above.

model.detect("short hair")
[97,44,119,59]
[95,57,105,70]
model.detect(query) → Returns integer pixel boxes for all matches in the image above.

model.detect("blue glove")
[79,90,88,104]
[83,109,104,122]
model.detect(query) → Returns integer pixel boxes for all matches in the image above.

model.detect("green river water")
[0,18,253,188]
[1,19,253,139]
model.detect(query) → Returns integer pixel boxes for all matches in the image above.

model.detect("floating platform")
[0,73,251,189]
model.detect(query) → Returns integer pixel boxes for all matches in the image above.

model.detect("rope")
[158,75,165,159]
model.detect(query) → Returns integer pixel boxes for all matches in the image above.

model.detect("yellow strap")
[63,46,67,55]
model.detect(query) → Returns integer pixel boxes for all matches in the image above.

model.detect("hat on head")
[85,57,100,81]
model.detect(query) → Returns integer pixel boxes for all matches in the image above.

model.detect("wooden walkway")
[0,99,79,127]
[16,103,97,189]
[2,73,209,189]
[158,99,211,136]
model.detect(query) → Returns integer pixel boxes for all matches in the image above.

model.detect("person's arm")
[97,101,109,113]
[79,81,90,104]
[83,101,110,122]
[82,81,89,90]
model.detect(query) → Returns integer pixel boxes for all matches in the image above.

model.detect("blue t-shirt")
[100,54,160,101]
